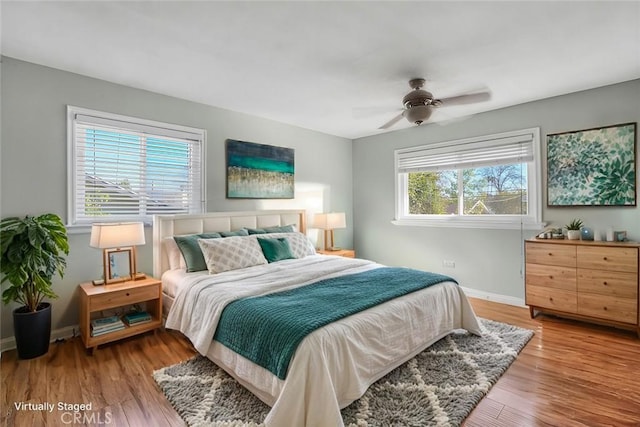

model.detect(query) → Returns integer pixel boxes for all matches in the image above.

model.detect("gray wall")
[353,80,640,302]
[0,57,353,340]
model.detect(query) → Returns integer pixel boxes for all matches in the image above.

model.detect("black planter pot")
[13,302,52,359]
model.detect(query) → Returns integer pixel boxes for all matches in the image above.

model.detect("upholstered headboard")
[152,210,306,278]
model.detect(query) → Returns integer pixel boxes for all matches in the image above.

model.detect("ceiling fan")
[379,78,491,129]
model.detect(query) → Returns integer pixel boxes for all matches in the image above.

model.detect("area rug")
[153,318,533,427]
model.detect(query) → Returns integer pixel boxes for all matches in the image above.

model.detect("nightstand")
[78,277,162,354]
[317,249,355,258]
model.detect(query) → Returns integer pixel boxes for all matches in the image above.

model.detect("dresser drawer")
[526,242,576,267]
[578,294,637,324]
[577,246,638,273]
[526,285,577,313]
[578,269,638,299]
[526,263,576,291]
[90,284,160,311]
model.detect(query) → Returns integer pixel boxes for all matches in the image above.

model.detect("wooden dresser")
[525,238,639,337]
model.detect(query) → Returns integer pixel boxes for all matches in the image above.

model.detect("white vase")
[567,230,581,240]
[606,227,615,242]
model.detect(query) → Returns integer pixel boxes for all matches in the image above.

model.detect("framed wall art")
[226,139,295,199]
[547,122,636,206]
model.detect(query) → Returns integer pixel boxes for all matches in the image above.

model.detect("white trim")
[66,105,206,227]
[394,127,543,229]
[460,286,526,307]
[0,325,78,354]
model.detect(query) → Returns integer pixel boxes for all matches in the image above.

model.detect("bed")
[153,210,482,427]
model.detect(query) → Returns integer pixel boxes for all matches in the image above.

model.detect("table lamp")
[90,222,146,285]
[312,212,346,251]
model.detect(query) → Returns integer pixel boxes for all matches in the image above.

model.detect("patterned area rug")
[153,319,533,427]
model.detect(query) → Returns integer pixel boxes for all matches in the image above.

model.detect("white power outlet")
[442,260,456,268]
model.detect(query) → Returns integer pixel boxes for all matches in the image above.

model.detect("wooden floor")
[2,298,639,426]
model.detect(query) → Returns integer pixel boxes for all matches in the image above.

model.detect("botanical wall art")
[226,139,295,199]
[547,122,636,206]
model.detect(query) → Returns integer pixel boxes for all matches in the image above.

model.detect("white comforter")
[165,255,481,427]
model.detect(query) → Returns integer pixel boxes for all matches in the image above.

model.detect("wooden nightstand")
[317,249,355,258]
[78,277,163,354]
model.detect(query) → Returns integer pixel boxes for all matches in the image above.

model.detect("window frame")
[393,127,544,230]
[67,106,206,228]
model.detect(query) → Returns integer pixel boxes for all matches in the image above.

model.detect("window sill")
[392,217,546,230]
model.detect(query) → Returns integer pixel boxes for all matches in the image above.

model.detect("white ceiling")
[2,1,639,139]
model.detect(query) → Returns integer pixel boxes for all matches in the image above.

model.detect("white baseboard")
[460,286,526,307]
[0,324,78,355]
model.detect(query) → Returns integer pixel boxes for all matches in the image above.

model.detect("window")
[68,106,205,226]
[394,128,543,229]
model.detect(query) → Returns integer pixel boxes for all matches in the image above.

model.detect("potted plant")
[565,218,583,240]
[1,213,69,359]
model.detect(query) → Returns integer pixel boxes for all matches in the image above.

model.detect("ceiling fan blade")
[437,91,491,106]
[378,112,405,129]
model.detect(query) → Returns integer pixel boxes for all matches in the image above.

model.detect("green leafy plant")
[1,214,69,312]
[565,218,584,231]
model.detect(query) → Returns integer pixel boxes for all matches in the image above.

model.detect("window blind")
[396,129,536,173]
[69,107,205,225]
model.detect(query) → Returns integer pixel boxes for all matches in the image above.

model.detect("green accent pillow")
[257,237,295,263]
[247,225,295,235]
[220,229,249,237]
[266,224,295,233]
[246,228,267,235]
[174,233,222,272]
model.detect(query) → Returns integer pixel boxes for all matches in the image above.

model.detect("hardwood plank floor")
[2,298,639,426]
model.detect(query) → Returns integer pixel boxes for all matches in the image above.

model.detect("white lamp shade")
[90,222,146,249]
[312,212,346,230]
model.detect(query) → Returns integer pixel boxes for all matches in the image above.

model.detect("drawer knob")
[603,306,608,311]
[603,281,608,286]
[549,297,553,302]
[548,253,553,256]
[603,257,608,261]
[549,275,554,279]
[126,292,130,296]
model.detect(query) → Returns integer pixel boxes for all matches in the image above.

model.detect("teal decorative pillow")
[246,225,295,235]
[246,228,267,235]
[265,224,296,233]
[220,229,249,237]
[257,232,315,258]
[257,237,295,263]
[174,233,222,272]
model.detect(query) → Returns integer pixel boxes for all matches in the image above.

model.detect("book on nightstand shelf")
[90,315,125,336]
[123,311,152,326]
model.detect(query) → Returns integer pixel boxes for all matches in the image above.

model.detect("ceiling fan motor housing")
[402,89,434,109]
[405,105,432,125]
[403,88,434,125]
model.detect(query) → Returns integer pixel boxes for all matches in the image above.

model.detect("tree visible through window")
[395,128,541,228]
[408,164,527,216]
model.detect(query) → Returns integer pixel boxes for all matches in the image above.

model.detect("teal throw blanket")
[213,267,456,380]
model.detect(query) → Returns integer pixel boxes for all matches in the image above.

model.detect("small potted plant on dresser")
[1,213,69,359]
[565,218,583,240]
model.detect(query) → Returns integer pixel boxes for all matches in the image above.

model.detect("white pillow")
[256,232,316,258]
[198,236,267,274]
[163,237,186,270]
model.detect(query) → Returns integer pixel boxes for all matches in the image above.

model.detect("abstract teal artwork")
[547,123,636,206]
[226,139,294,199]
